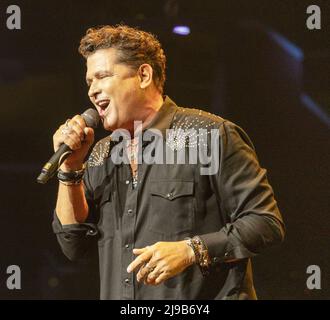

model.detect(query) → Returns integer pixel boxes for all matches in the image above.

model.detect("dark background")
[0,0,329,299]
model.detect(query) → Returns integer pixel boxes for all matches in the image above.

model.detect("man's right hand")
[53,115,95,171]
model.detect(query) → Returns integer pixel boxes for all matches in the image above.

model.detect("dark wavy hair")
[79,24,166,94]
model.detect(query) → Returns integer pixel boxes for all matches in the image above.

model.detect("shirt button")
[125,278,130,284]
[213,257,219,263]
[127,209,133,215]
[166,192,173,199]
[125,244,129,249]
[125,180,130,185]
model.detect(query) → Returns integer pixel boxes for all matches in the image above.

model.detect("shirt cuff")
[199,230,256,265]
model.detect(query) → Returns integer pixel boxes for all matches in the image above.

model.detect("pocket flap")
[150,180,194,200]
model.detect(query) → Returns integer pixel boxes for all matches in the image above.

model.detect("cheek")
[114,90,136,111]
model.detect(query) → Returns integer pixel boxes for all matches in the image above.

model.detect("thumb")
[83,127,95,146]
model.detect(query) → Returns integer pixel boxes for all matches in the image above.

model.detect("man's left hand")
[127,241,195,285]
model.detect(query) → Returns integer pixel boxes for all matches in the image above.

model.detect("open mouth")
[96,100,110,117]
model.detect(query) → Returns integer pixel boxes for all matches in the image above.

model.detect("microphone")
[37,108,100,184]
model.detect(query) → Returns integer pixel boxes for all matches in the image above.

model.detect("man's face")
[86,48,142,132]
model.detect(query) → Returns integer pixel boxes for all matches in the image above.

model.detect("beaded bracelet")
[186,236,210,277]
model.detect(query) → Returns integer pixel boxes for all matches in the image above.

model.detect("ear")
[137,64,153,89]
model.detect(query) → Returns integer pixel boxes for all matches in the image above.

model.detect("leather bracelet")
[57,164,85,182]
[59,179,83,186]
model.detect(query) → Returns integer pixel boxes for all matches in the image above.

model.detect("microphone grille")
[81,108,100,128]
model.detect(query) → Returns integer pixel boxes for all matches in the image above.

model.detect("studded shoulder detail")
[87,135,111,168]
[166,107,224,151]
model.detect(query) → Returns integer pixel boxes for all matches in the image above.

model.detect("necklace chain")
[126,139,139,188]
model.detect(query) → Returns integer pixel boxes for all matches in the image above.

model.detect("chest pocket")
[96,183,116,243]
[148,180,194,238]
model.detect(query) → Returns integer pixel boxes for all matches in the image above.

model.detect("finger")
[83,127,94,145]
[133,247,149,255]
[53,127,66,150]
[127,250,152,273]
[70,121,85,141]
[57,124,71,137]
[71,115,86,128]
[63,135,82,150]
[54,126,80,152]
[145,266,162,285]
[154,271,170,285]
[63,128,82,143]
[136,262,156,283]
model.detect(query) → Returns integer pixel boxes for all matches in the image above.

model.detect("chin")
[101,115,116,131]
[101,120,113,132]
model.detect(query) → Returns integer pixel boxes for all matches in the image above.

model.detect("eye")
[99,72,114,79]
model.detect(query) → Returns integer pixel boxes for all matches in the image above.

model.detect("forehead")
[86,48,119,74]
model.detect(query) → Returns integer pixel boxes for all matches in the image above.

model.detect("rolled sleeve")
[52,210,98,261]
[200,121,285,265]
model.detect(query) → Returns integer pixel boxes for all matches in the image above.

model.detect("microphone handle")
[36,143,72,184]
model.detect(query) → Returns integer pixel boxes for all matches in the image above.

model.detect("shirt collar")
[109,96,178,148]
[143,95,178,136]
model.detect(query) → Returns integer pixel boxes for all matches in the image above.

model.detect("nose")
[88,80,101,99]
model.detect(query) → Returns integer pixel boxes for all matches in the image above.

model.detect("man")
[52,25,285,299]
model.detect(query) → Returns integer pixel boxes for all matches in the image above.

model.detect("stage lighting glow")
[173,25,190,35]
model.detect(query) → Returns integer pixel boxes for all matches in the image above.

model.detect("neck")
[141,93,164,130]
[126,93,164,136]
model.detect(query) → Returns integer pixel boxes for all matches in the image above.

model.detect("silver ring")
[145,264,156,274]
[61,120,72,135]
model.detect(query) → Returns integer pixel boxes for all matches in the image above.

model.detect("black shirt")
[52,96,285,300]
